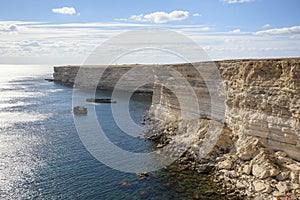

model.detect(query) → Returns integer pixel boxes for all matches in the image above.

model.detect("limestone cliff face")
[150,58,300,161]
[219,59,300,160]
[53,58,300,161]
[53,65,153,92]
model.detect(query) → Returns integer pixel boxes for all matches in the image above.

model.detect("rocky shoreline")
[145,118,300,200]
[53,58,300,199]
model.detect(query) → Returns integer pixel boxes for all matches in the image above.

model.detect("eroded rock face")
[54,59,300,160]
[149,58,300,161]
[145,58,300,199]
[53,65,154,92]
[219,59,300,161]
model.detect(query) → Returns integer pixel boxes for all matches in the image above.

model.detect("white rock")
[236,136,260,161]
[253,180,266,192]
[236,180,246,188]
[272,190,284,197]
[243,164,252,175]
[276,182,291,193]
[217,160,233,170]
[252,164,270,179]
[269,167,280,177]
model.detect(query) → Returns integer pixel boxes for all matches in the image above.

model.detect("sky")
[0,0,299,64]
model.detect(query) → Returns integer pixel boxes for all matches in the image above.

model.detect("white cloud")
[52,7,77,15]
[18,41,40,47]
[262,24,271,28]
[256,25,300,35]
[129,10,189,23]
[193,13,201,17]
[222,0,253,4]
[130,14,144,22]
[232,29,241,33]
[0,20,300,64]
[0,24,18,32]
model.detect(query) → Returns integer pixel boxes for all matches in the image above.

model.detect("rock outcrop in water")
[53,58,300,199]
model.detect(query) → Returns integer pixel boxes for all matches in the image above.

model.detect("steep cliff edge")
[148,58,300,161]
[220,59,300,160]
[147,58,300,199]
[53,58,300,198]
[53,59,300,161]
[53,65,153,92]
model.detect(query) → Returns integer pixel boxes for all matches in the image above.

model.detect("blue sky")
[0,0,299,64]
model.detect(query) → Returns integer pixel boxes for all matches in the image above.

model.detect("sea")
[0,65,228,200]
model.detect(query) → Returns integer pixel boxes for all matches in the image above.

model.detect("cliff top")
[54,57,300,69]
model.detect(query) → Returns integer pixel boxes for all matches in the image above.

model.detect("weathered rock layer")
[149,58,300,161]
[53,58,300,161]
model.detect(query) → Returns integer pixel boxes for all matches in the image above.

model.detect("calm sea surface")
[0,65,228,200]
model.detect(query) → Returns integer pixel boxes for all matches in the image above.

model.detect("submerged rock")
[119,179,132,187]
[136,172,150,180]
[73,106,87,115]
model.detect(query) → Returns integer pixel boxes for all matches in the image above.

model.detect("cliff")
[53,59,300,161]
[54,58,300,198]
[147,58,300,199]
[150,58,300,161]
[53,65,153,92]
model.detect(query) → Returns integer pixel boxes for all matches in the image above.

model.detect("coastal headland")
[53,58,300,199]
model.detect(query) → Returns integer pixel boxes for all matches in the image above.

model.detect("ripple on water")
[0,102,38,109]
[0,91,46,100]
[0,112,52,128]
[0,68,229,199]
[0,130,45,199]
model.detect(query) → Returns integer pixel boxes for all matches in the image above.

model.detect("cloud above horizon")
[0,24,18,33]
[0,20,299,64]
[52,7,77,15]
[256,25,300,36]
[129,10,189,23]
[222,0,254,4]
[262,24,271,29]
[231,29,241,33]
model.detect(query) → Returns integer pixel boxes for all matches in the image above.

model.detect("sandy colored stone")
[276,182,291,193]
[252,164,270,179]
[217,160,233,170]
[242,164,252,175]
[290,171,299,183]
[253,180,267,192]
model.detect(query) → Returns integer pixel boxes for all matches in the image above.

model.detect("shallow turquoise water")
[0,65,228,200]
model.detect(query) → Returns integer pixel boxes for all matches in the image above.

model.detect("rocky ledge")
[146,119,300,199]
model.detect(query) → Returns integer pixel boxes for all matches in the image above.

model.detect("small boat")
[86,98,117,103]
